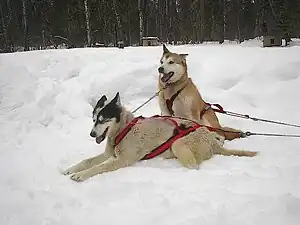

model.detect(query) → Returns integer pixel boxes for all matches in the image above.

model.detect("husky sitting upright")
[158,44,243,141]
[63,92,257,182]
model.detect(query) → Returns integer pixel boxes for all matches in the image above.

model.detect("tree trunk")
[165,0,170,42]
[138,0,143,45]
[211,14,215,40]
[84,0,91,46]
[6,0,12,21]
[6,0,12,49]
[112,0,123,43]
[254,0,261,37]
[22,0,29,51]
[220,0,225,43]
[169,0,177,44]
[236,0,241,42]
[127,10,131,46]
[0,3,8,49]
[143,0,149,37]
[200,0,205,43]
[158,0,164,40]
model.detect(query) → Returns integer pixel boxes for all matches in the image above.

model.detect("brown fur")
[158,45,243,141]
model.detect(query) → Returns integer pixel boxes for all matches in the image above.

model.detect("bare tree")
[0,3,8,49]
[22,0,29,51]
[254,0,261,37]
[138,0,143,45]
[200,0,205,43]
[112,0,124,43]
[84,0,91,46]
[169,0,177,43]
[236,0,241,42]
[221,0,226,43]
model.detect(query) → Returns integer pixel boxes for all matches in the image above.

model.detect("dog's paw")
[186,164,199,170]
[247,151,258,157]
[70,172,90,182]
[215,135,225,146]
[62,167,76,175]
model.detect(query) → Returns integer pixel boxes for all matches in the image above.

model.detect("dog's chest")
[172,96,192,116]
[164,91,192,117]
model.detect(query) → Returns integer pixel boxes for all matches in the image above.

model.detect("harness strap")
[114,116,144,146]
[200,102,225,118]
[114,115,219,160]
[166,87,185,116]
[142,117,200,160]
[200,104,211,119]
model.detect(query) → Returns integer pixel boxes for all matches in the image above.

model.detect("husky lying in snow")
[63,93,257,182]
[157,44,243,141]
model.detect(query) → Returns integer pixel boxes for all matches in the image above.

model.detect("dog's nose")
[158,67,164,73]
[90,131,97,138]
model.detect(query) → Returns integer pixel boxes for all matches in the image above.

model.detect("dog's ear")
[95,95,107,109]
[179,54,189,60]
[112,92,121,107]
[163,44,170,54]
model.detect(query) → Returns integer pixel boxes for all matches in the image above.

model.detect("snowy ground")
[1,40,300,225]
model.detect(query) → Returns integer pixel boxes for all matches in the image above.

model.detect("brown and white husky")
[157,44,244,141]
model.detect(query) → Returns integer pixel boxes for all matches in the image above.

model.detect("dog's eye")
[160,60,163,64]
[97,115,105,123]
[169,61,174,64]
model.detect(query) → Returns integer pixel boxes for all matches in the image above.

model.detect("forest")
[0,0,300,52]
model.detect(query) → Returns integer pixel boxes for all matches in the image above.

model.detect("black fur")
[172,127,178,136]
[93,95,107,116]
[163,44,170,54]
[95,93,121,124]
[179,124,187,130]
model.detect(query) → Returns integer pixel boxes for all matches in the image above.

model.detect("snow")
[1,40,300,225]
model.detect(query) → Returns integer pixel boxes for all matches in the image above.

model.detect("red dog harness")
[165,87,185,116]
[165,87,219,120]
[114,115,217,160]
[200,102,226,118]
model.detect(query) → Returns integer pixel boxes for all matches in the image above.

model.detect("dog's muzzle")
[160,72,174,83]
[95,127,109,144]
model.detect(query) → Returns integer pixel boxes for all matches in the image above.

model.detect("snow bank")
[1,44,300,225]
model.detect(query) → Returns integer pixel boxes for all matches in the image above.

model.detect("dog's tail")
[214,146,257,157]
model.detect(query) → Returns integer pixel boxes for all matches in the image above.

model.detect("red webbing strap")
[200,104,211,119]
[152,115,219,133]
[165,87,185,116]
[114,115,220,160]
[200,102,226,118]
[114,116,144,146]
[142,117,202,160]
[211,103,225,113]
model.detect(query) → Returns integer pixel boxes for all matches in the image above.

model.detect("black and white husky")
[63,93,257,182]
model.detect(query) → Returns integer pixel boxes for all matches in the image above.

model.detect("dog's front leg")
[63,152,112,175]
[158,94,171,116]
[70,156,134,182]
[63,144,114,175]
